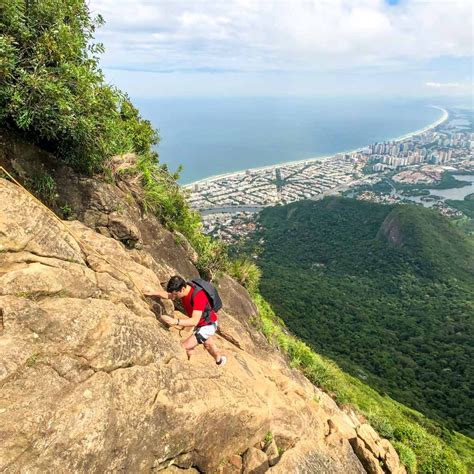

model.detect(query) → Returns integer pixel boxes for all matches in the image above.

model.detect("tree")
[0,0,158,172]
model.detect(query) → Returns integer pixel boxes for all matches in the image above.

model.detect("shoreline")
[184,105,449,188]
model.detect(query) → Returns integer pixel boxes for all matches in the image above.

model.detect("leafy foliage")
[30,171,57,206]
[246,197,474,437]
[116,153,229,280]
[0,0,158,172]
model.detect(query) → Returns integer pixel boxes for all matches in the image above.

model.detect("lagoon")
[397,175,474,207]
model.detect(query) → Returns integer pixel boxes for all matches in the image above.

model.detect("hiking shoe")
[216,355,227,366]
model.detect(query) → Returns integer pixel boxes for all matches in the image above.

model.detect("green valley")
[248,198,474,437]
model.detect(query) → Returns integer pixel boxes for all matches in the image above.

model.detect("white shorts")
[194,322,218,344]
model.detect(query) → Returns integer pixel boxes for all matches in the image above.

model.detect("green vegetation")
[228,257,262,294]
[30,171,57,206]
[394,172,472,192]
[446,195,474,219]
[446,193,474,237]
[244,198,473,437]
[351,172,471,200]
[351,178,394,194]
[59,201,74,220]
[1,0,158,172]
[263,431,273,444]
[452,216,474,236]
[26,353,40,368]
[399,189,430,197]
[250,292,473,473]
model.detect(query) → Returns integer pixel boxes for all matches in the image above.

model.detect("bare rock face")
[350,437,385,474]
[243,447,269,474]
[216,274,269,354]
[217,273,258,321]
[350,424,404,474]
[376,210,405,247]
[357,424,384,459]
[327,412,357,442]
[0,173,404,473]
[0,129,199,280]
[174,231,199,263]
[379,439,405,474]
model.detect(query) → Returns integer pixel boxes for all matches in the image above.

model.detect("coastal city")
[185,108,473,242]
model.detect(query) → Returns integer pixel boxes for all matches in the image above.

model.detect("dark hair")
[167,275,186,293]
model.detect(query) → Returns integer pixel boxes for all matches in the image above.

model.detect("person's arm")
[162,310,202,327]
[143,287,171,299]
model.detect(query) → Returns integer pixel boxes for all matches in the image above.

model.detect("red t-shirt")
[181,287,218,327]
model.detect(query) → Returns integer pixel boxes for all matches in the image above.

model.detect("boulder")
[264,438,280,466]
[174,231,199,263]
[356,423,383,458]
[350,437,384,474]
[379,438,402,473]
[270,438,366,474]
[216,454,242,474]
[345,409,363,428]
[216,275,270,354]
[228,454,243,470]
[161,467,200,473]
[243,447,269,474]
[107,211,142,244]
[217,274,258,321]
[328,412,357,440]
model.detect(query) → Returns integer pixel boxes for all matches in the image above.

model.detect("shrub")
[192,235,229,281]
[367,414,395,439]
[228,258,261,294]
[0,0,158,172]
[30,172,57,205]
[0,0,231,281]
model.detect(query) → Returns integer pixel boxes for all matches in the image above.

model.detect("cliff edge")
[0,137,405,473]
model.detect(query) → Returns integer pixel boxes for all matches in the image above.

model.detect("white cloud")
[425,81,462,88]
[89,0,473,73]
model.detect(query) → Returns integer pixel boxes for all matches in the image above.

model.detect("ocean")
[133,97,443,184]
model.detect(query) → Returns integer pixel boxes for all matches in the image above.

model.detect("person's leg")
[182,334,199,360]
[194,325,226,365]
[203,336,222,362]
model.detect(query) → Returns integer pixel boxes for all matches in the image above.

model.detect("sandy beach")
[185,105,449,188]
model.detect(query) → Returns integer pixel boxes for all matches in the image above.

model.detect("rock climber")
[145,275,227,366]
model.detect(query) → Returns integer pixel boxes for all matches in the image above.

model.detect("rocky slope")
[0,132,405,473]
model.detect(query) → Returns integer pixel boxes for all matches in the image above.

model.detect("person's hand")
[161,315,177,326]
[142,288,157,296]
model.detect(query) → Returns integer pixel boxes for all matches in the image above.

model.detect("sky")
[89,0,473,99]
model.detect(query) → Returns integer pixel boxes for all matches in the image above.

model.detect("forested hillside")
[249,197,474,436]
